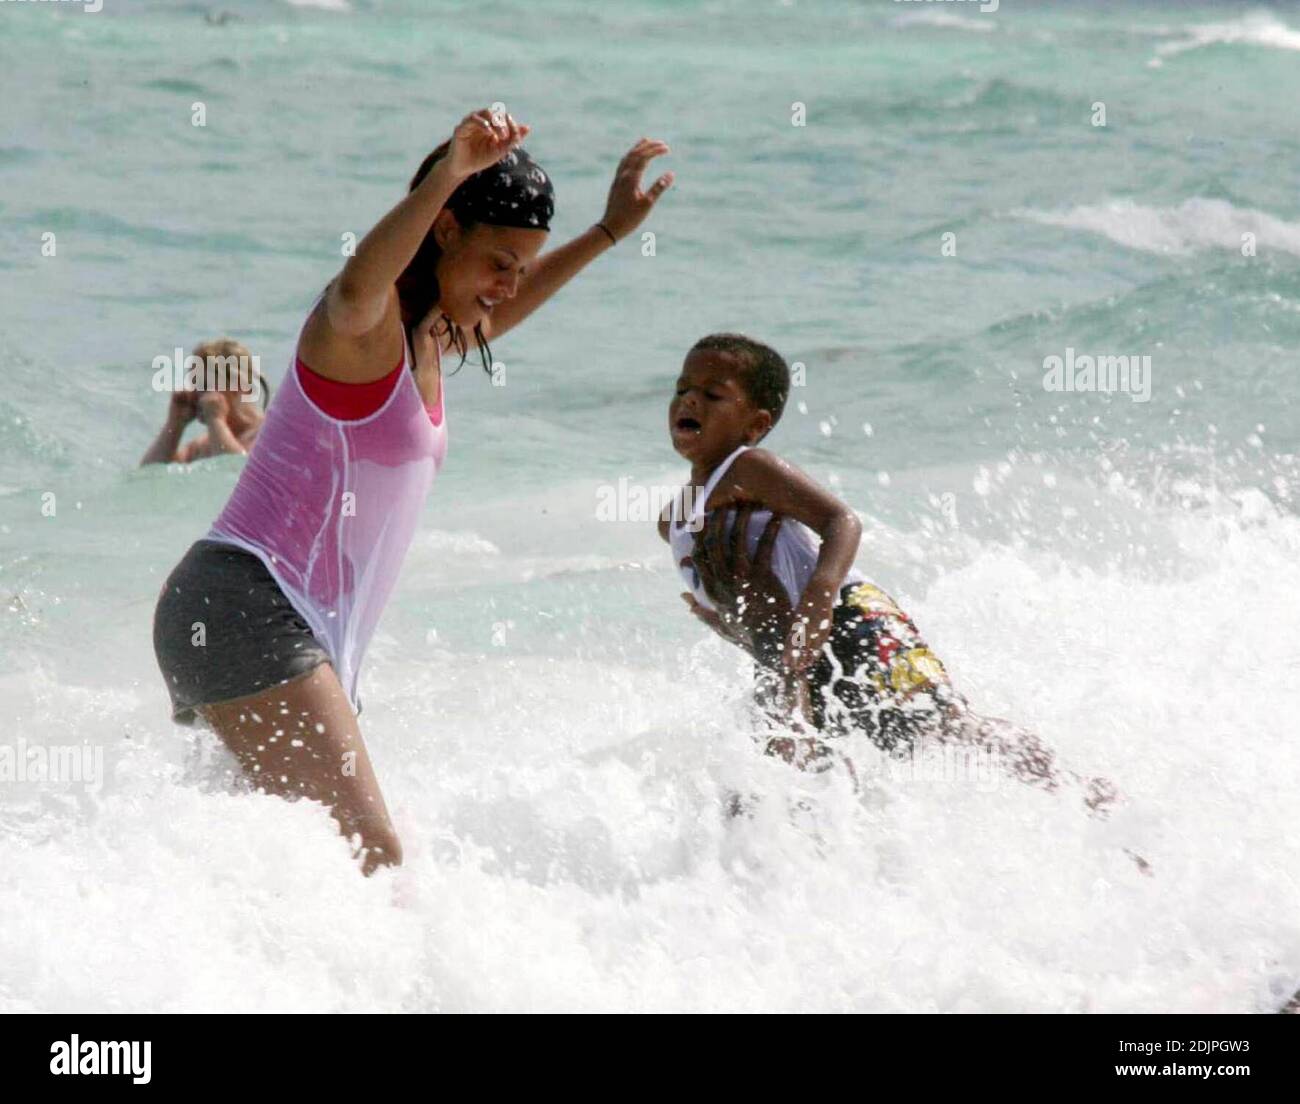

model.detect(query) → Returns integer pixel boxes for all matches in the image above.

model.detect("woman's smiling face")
[433,216,548,330]
[669,348,772,467]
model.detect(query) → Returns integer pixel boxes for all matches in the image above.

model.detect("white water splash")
[3,470,1298,1011]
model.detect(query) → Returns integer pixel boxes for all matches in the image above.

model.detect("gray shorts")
[153,539,333,726]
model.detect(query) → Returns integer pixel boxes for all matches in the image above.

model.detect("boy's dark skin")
[658,347,863,670]
[658,347,865,765]
[659,349,1152,848]
[689,502,839,767]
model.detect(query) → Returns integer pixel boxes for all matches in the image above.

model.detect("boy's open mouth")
[674,416,701,432]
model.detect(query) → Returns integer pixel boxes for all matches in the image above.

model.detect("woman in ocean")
[153,108,673,874]
[139,338,269,465]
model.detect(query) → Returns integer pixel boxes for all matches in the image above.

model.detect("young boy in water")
[657,334,1116,815]
[658,333,960,766]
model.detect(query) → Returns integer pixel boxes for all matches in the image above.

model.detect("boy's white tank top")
[667,444,864,613]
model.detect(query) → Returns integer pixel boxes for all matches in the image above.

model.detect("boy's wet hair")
[691,333,789,426]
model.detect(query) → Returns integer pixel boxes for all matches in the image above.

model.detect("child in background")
[140,338,268,466]
[658,333,1115,814]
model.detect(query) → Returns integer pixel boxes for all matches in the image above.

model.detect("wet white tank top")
[667,444,865,612]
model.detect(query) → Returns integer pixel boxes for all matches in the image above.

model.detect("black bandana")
[447,146,554,231]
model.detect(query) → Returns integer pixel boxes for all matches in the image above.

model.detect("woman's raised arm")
[327,109,529,338]
[483,138,673,341]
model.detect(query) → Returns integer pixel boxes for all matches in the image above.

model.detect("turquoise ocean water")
[1,0,1298,1011]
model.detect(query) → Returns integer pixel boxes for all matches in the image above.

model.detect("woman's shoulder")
[298,283,404,384]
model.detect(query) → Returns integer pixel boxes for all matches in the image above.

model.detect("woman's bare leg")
[199,664,402,875]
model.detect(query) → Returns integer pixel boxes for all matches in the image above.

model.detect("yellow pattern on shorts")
[889,646,949,693]
[844,583,902,618]
[842,584,951,696]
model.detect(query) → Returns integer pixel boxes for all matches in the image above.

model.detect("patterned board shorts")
[805,582,964,753]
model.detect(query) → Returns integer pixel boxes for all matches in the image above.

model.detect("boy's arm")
[752,665,803,724]
[753,667,835,771]
[713,449,863,671]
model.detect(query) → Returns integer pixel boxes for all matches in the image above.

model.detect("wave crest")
[1013,197,1300,258]
[1150,11,1300,68]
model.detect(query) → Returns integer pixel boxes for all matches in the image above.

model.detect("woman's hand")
[600,138,674,242]
[167,387,198,427]
[444,108,530,181]
[196,390,229,426]
[141,389,199,466]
